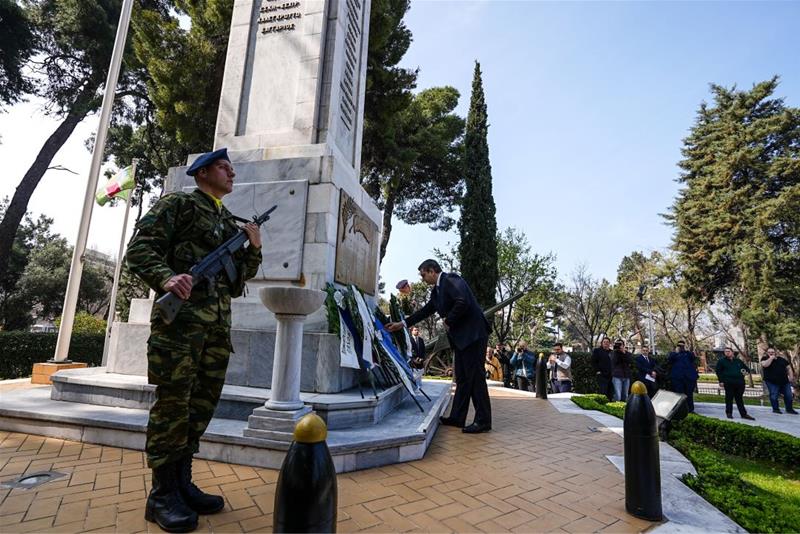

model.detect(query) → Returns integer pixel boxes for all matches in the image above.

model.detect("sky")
[1,0,799,293]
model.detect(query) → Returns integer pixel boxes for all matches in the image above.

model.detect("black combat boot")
[177,455,225,514]
[145,462,198,533]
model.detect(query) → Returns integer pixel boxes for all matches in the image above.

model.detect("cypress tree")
[459,62,498,308]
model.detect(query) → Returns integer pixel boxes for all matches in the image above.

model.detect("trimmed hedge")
[673,413,800,468]
[672,435,800,533]
[571,395,800,468]
[571,394,625,418]
[0,332,105,379]
[566,352,673,394]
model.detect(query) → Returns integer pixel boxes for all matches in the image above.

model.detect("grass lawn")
[670,435,800,533]
[724,453,800,503]
[694,393,766,406]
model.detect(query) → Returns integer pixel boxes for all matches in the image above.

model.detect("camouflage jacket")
[126,189,262,326]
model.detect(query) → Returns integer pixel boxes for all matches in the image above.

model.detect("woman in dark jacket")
[611,340,632,401]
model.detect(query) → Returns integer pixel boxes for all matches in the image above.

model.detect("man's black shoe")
[787,409,799,415]
[726,413,733,419]
[177,455,225,515]
[742,414,755,420]
[145,462,198,533]
[773,409,783,414]
[439,417,462,428]
[462,423,491,434]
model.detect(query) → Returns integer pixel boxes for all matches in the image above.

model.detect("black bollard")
[535,353,548,399]
[273,414,338,533]
[624,381,662,521]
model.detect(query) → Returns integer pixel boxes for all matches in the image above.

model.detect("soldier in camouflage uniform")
[126,148,262,532]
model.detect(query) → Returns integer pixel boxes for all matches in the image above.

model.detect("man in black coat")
[387,259,492,433]
[591,337,613,400]
[635,345,658,397]
[409,326,426,369]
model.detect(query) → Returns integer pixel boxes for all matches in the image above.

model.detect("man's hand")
[549,355,557,363]
[243,222,262,248]
[386,322,403,332]
[163,274,193,300]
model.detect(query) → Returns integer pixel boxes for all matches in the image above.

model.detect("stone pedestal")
[31,362,87,385]
[244,287,326,442]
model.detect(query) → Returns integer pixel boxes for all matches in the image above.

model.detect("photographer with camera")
[510,341,536,392]
[494,342,514,388]
[547,343,573,393]
[485,347,502,381]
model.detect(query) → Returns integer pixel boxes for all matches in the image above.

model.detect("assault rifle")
[155,205,277,324]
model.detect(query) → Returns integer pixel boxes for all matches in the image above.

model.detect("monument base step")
[49,367,410,430]
[244,405,313,441]
[0,380,450,473]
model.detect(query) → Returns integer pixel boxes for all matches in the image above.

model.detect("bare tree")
[562,264,624,350]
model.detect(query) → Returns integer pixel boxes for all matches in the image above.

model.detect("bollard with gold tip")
[273,414,337,533]
[535,353,548,399]
[624,381,662,521]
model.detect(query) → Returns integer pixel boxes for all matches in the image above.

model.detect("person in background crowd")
[547,343,573,393]
[635,345,658,397]
[611,340,633,401]
[591,337,613,400]
[494,342,515,388]
[396,279,411,295]
[761,348,798,415]
[669,340,699,412]
[485,347,503,381]
[409,326,425,370]
[510,341,536,392]
[715,347,755,420]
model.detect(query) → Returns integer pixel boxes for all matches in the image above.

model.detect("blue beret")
[186,148,230,176]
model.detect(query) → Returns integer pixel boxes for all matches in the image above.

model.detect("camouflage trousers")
[146,321,231,468]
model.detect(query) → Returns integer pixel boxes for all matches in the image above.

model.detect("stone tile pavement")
[0,386,657,533]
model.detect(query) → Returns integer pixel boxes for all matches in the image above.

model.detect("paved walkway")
[693,402,800,438]
[0,386,658,533]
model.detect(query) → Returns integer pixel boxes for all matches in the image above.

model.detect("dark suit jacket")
[635,354,657,382]
[405,272,489,351]
[591,347,612,377]
[410,336,426,360]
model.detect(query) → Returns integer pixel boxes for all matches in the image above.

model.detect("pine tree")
[458,61,498,308]
[668,78,800,351]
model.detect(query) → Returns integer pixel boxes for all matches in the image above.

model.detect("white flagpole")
[101,159,137,366]
[52,0,135,363]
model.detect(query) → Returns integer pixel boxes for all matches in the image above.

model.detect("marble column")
[243,287,326,443]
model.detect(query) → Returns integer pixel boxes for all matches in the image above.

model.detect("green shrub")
[0,332,105,379]
[672,435,800,533]
[54,311,106,335]
[571,395,625,418]
[673,413,800,467]
[568,352,672,394]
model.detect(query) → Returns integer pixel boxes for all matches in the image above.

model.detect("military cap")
[186,148,230,176]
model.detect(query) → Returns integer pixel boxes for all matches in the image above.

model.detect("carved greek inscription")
[338,0,362,131]
[259,0,301,35]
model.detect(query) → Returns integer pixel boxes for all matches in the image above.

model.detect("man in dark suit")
[635,345,658,397]
[409,326,426,369]
[387,259,492,433]
[591,337,613,400]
